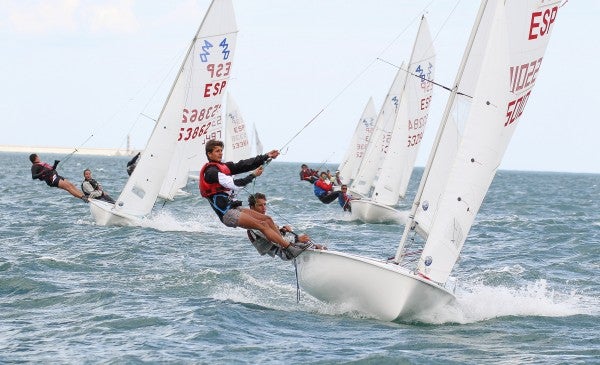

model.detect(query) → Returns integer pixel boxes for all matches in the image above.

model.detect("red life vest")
[33,162,54,180]
[199,162,232,198]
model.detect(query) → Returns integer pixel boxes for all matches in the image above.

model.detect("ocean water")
[1,152,599,364]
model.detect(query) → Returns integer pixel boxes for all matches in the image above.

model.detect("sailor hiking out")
[199,140,318,257]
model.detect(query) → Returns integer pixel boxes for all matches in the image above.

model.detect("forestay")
[396,0,559,284]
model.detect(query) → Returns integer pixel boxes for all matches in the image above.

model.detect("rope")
[293,258,301,303]
[277,2,436,152]
[57,133,95,168]
[376,58,473,98]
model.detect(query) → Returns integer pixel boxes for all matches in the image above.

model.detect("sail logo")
[199,40,213,62]
[528,6,558,40]
[219,38,230,60]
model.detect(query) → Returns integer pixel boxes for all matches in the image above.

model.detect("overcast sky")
[1,0,598,174]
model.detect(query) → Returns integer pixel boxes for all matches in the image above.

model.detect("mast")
[394,0,490,262]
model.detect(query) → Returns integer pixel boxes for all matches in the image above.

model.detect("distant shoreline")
[0,145,139,157]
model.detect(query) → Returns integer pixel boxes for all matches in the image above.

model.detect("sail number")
[407,132,424,147]
[178,121,211,141]
[206,62,231,78]
[505,90,531,127]
[407,115,427,147]
[201,130,222,145]
[178,114,222,142]
[509,57,543,93]
[182,104,221,124]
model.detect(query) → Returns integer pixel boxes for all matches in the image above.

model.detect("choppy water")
[1,152,599,364]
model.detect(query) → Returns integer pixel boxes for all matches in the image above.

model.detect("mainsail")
[157,0,238,200]
[397,0,559,284]
[95,0,237,220]
[371,16,435,205]
[337,97,377,186]
[350,66,407,197]
[350,16,435,205]
[223,93,251,162]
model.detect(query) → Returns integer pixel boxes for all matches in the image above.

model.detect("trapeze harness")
[199,162,241,220]
[81,179,99,196]
[31,162,59,186]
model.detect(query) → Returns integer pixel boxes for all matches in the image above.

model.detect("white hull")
[296,250,455,321]
[350,199,408,224]
[88,200,141,226]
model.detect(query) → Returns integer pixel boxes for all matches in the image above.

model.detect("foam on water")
[432,279,598,324]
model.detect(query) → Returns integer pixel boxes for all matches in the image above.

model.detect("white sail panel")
[223,93,251,162]
[253,124,263,155]
[372,17,435,205]
[158,0,238,200]
[418,0,559,283]
[350,67,407,197]
[410,3,499,239]
[338,97,377,185]
[115,0,237,215]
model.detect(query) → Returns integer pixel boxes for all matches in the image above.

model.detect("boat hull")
[88,200,141,226]
[296,250,455,321]
[350,199,408,224]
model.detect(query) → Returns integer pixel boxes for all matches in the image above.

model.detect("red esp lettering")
[204,80,227,97]
[528,6,558,40]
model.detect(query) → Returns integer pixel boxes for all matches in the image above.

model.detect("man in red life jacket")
[299,164,319,183]
[29,153,88,202]
[313,171,342,204]
[200,140,309,255]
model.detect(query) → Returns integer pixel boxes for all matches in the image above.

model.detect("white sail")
[158,0,238,200]
[372,16,435,205]
[253,124,263,155]
[222,93,251,162]
[298,0,561,322]
[90,0,237,223]
[399,0,559,284]
[408,1,498,239]
[337,97,377,185]
[350,66,407,197]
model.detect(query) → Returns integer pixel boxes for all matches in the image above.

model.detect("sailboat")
[252,124,263,156]
[222,93,252,162]
[337,97,377,187]
[89,0,238,226]
[187,93,262,182]
[349,16,435,224]
[296,0,560,321]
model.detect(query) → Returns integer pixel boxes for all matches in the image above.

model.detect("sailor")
[29,153,88,202]
[199,140,306,256]
[337,184,358,212]
[314,171,342,204]
[247,193,325,259]
[299,164,319,183]
[81,169,115,204]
